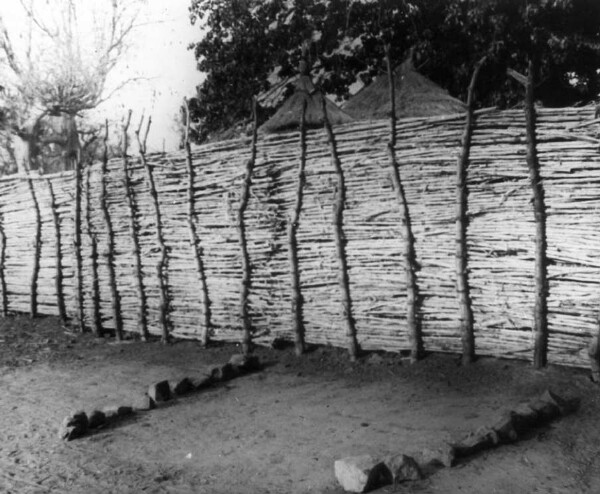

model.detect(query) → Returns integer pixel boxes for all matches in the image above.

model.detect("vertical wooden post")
[100,121,123,340]
[183,98,212,346]
[0,213,7,317]
[27,177,41,319]
[73,149,84,329]
[321,95,359,362]
[525,57,548,369]
[385,46,422,363]
[288,99,308,356]
[456,56,486,366]
[238,98,258,356]
[122,111,148,341]
[47,180,67,324]
[85,166,102,336]
[136,116,170,343]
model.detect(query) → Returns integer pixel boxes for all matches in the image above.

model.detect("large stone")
[190,375,213,390]
[421,443,455,468]
[88,410,106,429]
[527,398,561,423]
[210,363,235,382]
[65,410,88,429]
[491,412,518,443]
[148,380,171,402]
[117,405,133,417]
[59,411,88,441]
[59,424,87,441]
[171,377,194,396]
[453,426,498,458]
[511,403,540,435]
[384,454,422,483]
[540,390,580,416]
[229,354,248,369]
[334,455,391,493]
[242,355,261,372]
[133,393,156,411]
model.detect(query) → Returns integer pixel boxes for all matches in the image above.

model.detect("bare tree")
[0,0,143,173]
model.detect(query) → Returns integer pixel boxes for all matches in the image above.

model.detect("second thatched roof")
[259,74,354,134]
[343,56,466,120]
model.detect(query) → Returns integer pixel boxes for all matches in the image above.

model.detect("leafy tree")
[0,0,142,174]
[188,0,600,142]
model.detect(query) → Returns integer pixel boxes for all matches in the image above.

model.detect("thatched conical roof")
[259,64,354,133]
[343,56,466,120]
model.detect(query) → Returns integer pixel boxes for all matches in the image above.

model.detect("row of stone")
[59,354,261,441]
[334,389,580,493]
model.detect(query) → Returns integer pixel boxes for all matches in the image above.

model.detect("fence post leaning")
[122,111,148,341]
[72,150,84,329]
[183,98,212,347]
[321,94,359,362]
[456,56,486,365]
[525,57,549,369]
[385,45,422,363]
[0,212,7,317]
[238,98,258,356]
[100,121,124,340]
[84,166,102,336]
[47,180,67,324]
[27,177,42,319]
[288,99,308,356]
[137,116,170,344]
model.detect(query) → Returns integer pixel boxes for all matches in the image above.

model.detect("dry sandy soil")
[1,315,600,494]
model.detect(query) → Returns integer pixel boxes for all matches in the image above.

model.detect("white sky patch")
[1,0,203,152]
[93,1,203,151]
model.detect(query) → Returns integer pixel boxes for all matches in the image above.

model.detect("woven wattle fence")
[1,106,599,368]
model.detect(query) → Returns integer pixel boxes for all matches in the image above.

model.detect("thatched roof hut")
[259,61,354,134]
[343,56,466,120]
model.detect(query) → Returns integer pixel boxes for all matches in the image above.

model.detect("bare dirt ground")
[1,316,600,494]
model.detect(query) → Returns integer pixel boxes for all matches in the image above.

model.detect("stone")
[491,412,519,443]
[148,380,171,402]
[59,411,88,441]
[210,363,235,382]
[228,354,261,373]
[527,398,561,423]
[334,455,391,493]
[65,410,88,429]
[511,403,540,435]
[117,405,133,417]
[242,355,261,372]
[539,390,580,416]
[453,427,497,458]
[420,444,455,468]
[190,375,213,390]
[102,406,120,421]
[88,410,106,429]
[384,454,422,483]
[229,354,247,368]
[171,377,194,396]
[60,424,86,441]
[133,394,156,411]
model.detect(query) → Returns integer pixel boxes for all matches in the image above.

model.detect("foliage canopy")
[188,0,600,142]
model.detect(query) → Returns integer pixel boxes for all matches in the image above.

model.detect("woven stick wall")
[1,106,599,368]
